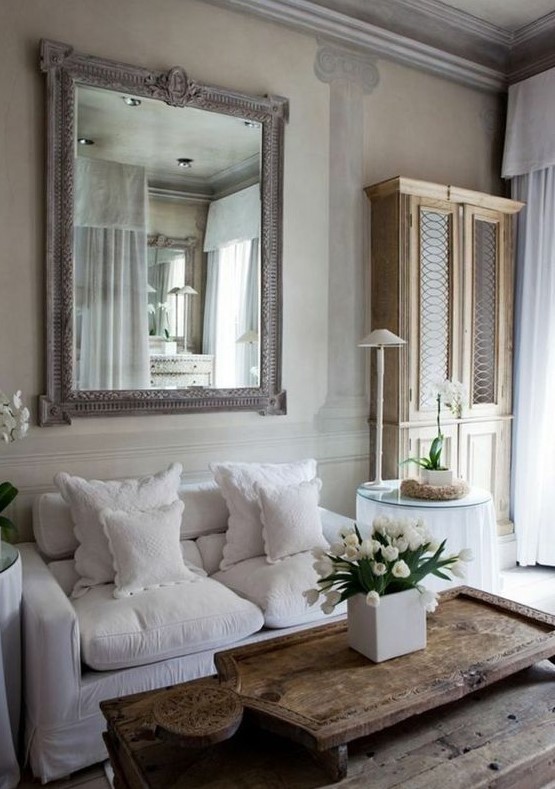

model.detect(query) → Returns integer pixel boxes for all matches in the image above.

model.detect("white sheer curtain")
[202,185,260,387]
[75,158,150,389]
[202,239,259,387]
[502,68,555,565]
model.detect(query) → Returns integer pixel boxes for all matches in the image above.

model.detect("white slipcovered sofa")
[21,478,350,783]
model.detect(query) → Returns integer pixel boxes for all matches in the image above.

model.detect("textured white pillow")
[54,463,183,598]
[210,459,318,570]
[257,478,327,563]
[100,500,199,598]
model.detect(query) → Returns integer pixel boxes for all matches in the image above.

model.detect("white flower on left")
[313,557,334,577]
[303,588,320,606]
[1,390,29,444]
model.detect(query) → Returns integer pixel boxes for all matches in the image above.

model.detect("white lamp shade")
[169,285,198,296]
[358,329,406,347]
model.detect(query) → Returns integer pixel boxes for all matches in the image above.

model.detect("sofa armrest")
[319,507,354,545]
[19,543,81,725]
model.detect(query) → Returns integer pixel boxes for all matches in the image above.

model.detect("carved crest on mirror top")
[39,39,288,425]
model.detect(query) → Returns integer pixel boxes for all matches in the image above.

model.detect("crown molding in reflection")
[203,0,555,90]
[148,155,259,201]
[149,187,211,204]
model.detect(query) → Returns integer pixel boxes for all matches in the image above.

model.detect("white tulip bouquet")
[304,515,472,614]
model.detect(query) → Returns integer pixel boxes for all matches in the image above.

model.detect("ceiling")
[206,0,555,89]
[438,0,555,31]
[77,85,261,196]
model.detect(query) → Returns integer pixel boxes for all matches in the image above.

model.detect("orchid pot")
[425,469,454,487]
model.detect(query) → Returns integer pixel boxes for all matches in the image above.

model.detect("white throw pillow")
[210,459,317,570]
[100,500,199,598]
[257,478,327,563]
[54,463,183,597]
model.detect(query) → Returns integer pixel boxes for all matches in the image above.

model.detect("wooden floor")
[16,566,555,788]
[18,764,110,789]
[501,564,555,614]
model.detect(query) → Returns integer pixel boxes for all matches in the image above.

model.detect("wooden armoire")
[365,177,523,533]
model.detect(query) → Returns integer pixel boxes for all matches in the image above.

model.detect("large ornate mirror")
[39,40,288,424]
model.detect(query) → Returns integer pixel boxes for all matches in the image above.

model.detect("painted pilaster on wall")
[314,42,380,432]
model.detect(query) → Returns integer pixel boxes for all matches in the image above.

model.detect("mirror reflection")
[73,85,261,391]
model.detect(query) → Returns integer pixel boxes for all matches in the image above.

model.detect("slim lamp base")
[360,481,392,492]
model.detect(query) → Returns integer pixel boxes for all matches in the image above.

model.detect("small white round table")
[356,481,500,594]
[0,543,21,789]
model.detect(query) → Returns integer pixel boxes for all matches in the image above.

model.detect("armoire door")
[408,197,462,423]
[458,418,512,533]
[461,206,513,418]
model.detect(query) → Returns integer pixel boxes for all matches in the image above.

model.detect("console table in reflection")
[150,354,214,388]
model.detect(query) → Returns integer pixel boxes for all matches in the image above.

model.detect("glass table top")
[357,480,492,509]
[0,542,19,573]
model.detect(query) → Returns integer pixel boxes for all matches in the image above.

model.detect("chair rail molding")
[315,41,377,433]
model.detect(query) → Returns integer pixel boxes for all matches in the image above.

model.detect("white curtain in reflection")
[74,158,150,389]
[202,239,259,387]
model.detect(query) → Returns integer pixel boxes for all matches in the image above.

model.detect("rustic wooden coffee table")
[102,588,555,788]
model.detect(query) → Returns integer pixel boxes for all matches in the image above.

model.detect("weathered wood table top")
[101,588,555,788]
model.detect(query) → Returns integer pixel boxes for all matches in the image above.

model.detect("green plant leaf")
[399,457,430,469]
[428,436,443,469]
[0,482,18,515]
[0,515,17,541]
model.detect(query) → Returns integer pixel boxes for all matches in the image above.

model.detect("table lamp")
[359,328,406,491]
[169,285,198,352]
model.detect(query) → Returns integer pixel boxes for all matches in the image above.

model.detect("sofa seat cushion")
[73,578,264,670]
[213,552,346,629]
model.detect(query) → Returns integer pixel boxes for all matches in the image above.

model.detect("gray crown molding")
[39,39,288,424]
[509,12,555,83]
[204,0,507,91]
[203,0,555,90]
[314,41,379,92]
[392,0,511,45]
[512,10,555,45]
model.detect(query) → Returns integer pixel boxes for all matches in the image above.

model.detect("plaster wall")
[0,0,503,539]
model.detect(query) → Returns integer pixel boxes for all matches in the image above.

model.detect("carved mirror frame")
[39,39,288,425]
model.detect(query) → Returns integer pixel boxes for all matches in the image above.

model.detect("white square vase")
[347,589,426,662]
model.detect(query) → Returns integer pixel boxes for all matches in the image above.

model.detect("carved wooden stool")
[152,680,243,748]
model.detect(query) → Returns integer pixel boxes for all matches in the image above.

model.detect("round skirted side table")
[356,482,500,594]
[0,542,22,789]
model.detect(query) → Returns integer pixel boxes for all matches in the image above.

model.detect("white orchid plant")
[1,390,30,542]
[304,516,472,614]
[401,378,466,472]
